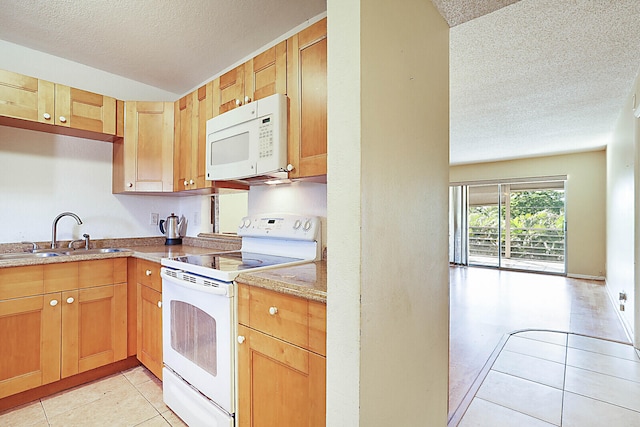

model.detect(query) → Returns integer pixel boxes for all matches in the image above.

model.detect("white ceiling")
[0,0,639,165]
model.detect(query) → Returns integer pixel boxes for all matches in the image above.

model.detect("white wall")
[450,151,607,279]
[0,125,211,244]
[607,74,638,341]
[327,0,450,424]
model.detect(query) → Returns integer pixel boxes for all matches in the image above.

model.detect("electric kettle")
[159,213,185,245]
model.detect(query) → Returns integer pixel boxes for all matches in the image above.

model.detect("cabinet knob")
[157,301,162,308]
[269,306,278,316]
[235,99,242,107]
[59,116,67,123]
[43,113,51,120]
[237,335,246,344]
[244,96,251,104]
[184,180,188,186]
[189,179,195,185]
[145,269,152,276]
[127,182,133,188]
[66,297,74,304]
[286,164,294,172]
[50,299,58,307]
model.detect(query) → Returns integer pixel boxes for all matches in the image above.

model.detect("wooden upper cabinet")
[54,85,118,134]
[113,101,174,193]
[251,41,287,102]
[212,40,287,117]
[0,69,122,140]
[0,69,54,124]
[287,18,327,179]
[174,83,213,191]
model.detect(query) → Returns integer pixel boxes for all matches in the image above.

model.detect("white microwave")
[205,93,288,181]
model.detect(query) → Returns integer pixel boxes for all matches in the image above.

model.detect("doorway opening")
[450,179,566,275]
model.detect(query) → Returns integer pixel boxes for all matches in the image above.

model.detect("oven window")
[170,301,217,376]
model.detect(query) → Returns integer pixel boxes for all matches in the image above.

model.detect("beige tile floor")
[0,366,187,427]
[456,330,640,426]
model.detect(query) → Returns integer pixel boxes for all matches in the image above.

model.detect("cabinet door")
[115,101,174,193]
[174,93,194,191]
[0,69,54,124]
[54,85,117,134]
[237,325,326,427]
[193,83,214,189]
[250,41,287,102]
[214,63,249,115]
[0,293,61,398]
[137,283,163,379]
[287,18,327,178]
[61,283,127,377]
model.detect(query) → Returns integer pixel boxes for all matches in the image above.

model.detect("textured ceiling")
[450,0,640,164]
[0,1,639,165]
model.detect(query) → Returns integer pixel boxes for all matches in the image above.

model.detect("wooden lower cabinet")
[237,284,326,426]
[136,259,163,379]
[0,259,127,399]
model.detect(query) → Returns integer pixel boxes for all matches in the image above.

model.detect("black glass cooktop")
[171,251,304,272]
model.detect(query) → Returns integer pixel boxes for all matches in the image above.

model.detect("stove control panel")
[237,214,321,241]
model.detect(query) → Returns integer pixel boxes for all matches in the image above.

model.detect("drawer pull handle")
[66,297,74,304]
[237,335,245,344]
[146,269,152,276]
[269,306,278,316]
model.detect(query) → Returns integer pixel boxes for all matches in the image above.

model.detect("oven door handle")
[161,271,231,297]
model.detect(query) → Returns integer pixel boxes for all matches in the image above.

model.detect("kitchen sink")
[0,248,130,261]
[0,252,61,260]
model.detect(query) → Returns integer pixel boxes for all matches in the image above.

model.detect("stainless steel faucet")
[51,212,83,249]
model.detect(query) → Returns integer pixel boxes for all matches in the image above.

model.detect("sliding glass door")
[452,180,566,274]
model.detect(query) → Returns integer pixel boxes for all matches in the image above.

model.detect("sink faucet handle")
[21,241,38,252]
[83,233,91,250]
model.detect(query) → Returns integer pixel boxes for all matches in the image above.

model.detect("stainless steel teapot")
[159,213,185,245]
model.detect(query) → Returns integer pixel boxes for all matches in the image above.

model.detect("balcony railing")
[469,226,564,262]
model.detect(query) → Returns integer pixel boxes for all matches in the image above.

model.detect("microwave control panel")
[258,116,274,159]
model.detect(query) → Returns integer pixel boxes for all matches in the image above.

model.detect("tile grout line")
[560,332,568,427]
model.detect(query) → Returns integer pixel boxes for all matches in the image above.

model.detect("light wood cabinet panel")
[287,18,327,178]
[0,69,122,141]
[0,69,54,124]
[62,283,127,377]
[212,42,286,117]
[237,325,326,427]
[173,85,214,192]
[54,85,118,134]
[136,259,162,292]
[237,284,326,426]
[0,260,128,399]
[0,294,61,399]
[250,41,287,102]
[113,101,174,193]
[137,283,163,380]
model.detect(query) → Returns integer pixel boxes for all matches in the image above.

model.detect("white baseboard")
[604,278,635,345]
[567,273,606,281]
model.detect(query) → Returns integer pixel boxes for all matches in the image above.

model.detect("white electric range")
[160,213,321,427]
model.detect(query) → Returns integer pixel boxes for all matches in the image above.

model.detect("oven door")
[161,269,235,415]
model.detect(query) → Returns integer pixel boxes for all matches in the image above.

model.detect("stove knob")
[243,218,252,228]
[303,220,312,231]
[293,220,301,230]
[238,220,245,229]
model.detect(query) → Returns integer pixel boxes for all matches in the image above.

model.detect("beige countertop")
[0,235,327,302]
[236,261,327,303]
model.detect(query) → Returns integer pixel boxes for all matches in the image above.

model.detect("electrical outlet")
[150,213,159,225]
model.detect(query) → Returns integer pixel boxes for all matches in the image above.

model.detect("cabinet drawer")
[137,259,161,292]
[239,285,309,350]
